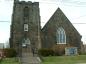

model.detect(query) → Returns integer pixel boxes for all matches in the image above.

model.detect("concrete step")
[22,53,33,57]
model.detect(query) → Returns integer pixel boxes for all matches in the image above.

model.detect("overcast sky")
[0,0,86,44]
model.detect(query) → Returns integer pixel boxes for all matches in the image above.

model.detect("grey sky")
[0,0,86,44]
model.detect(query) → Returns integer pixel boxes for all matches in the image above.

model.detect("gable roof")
[42,7,81,37]
[42,7,67,29]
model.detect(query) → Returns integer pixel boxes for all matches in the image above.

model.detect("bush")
[3,48,17,58]
[79,52,86,55]
[0,57,2,62]
[38,48,54,56]
[52,44,65,56]
[38,47,65,56]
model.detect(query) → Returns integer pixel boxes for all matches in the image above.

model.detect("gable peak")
[57,7,62,12]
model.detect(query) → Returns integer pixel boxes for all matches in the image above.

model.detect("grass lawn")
[41,55,86,64]
[0,55,86,64]
[0,58,20,64]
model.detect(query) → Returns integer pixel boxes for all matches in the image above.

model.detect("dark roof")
[41,7,81,37]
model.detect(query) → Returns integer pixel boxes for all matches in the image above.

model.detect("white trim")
[56,27,66,44]
[56,42,66,44]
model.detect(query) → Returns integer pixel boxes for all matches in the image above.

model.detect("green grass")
[41,55,86,64]
[0,58,20,64]
[1,55,86,64]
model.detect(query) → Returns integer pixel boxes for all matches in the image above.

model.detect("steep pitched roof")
[42,7,66,29]
[42,7,63,30]
[42,7,81,37]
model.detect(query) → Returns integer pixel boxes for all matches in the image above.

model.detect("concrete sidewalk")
[21,53,41,64]
[77,63,86,64]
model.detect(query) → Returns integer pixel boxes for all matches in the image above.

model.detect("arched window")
[22,38,30,47]
[56,27,66,44]
[24,6,29,17]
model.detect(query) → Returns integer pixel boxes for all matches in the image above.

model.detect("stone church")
[10,0,82,56]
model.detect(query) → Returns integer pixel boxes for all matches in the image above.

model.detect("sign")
[65,47,78,55]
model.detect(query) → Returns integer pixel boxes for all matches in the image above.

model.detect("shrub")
[0,57,2,62]
[79,52,86,55]
[52,44,66,56]
[3,48,17,58]
[38,48,54,56]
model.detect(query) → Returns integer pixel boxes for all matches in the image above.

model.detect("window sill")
[56,43,66,44]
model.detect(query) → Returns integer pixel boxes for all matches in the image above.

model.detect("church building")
[10,0,82,56]
[41,8,82,55]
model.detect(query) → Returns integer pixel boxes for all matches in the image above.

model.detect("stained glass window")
[56,27,66,44]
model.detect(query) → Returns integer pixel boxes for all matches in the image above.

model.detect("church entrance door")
[21,38,32,57]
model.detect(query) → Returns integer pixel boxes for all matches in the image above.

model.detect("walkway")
[20,53,41,64]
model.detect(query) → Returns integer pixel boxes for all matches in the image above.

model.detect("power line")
[1,21,86,24]
[72,23,86,24]
[36,0,86,7]
[41,22,86,24]
[61,1,86,7]
[70,15,86,20]
[0,21,9,22]
[2,0,86,7]
[0,0,86,24]
[61,0,86,4]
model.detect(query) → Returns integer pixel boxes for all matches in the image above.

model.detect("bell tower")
[10,0,41,56]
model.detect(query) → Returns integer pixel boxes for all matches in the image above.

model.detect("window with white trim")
[56,27,66,44]
[24,24,28,31]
